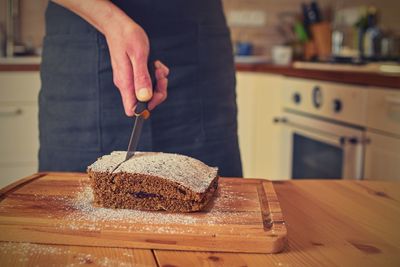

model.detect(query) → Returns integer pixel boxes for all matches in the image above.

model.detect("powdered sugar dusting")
[51,182,253,234]
[57,185,199,232]
[72,186,199,225]
[0,242,137,266]
[87,151,218,193]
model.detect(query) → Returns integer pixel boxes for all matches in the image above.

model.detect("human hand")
[52,0,169,116]
[104,19,169,116]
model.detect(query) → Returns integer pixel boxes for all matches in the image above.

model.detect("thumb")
[131,55,153,102]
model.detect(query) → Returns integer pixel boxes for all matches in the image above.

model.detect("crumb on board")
[0,242,136,266]
[49,183,251,234]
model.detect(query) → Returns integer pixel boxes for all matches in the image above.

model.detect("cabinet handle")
[0,107,23,116]
[340,136,371,145]
[273,117,288,124]
[385,96,400,106]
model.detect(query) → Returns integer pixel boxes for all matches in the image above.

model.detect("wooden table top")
[0,179,399,267]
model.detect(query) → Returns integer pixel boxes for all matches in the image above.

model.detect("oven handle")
[274,117,343,147]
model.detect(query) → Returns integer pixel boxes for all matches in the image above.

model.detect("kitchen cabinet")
[0,71,40,188]
[366,88,400,135]
[364,131,400,180]
[365,87,400,180]
[236,72,283,179]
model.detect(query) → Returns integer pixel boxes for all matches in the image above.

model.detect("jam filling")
[132,191,159,198]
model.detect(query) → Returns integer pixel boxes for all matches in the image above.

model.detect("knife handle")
[134,59,157,119]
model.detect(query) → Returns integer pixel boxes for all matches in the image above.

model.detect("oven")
[277,78,369,180]
[277,112,364,179]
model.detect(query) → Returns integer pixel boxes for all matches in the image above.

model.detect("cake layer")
[87,151,220,212]
[88,152,218,193]
[88,170,218,202]
[91,178,218,212]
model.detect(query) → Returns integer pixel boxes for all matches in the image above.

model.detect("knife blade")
[125,113,146,161]
[125,60,156,161]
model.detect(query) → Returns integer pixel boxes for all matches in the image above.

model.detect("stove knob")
[312,86,322,108]
[333,99,342,113]
[293,92,301,104]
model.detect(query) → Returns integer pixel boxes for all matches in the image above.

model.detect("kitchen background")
[0,0,399,187]
[225,0,400,57]
[1,0,400,58]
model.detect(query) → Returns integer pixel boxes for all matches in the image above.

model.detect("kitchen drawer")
[366,88,400,135]
[364,131,400,180]
[0,104,39,163]
[0,163,37,189]
[0,72,40,103]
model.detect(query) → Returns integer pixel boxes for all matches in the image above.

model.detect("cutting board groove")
[0,173,287,253]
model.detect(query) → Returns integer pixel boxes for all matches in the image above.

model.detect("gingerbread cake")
[87,151,219,212]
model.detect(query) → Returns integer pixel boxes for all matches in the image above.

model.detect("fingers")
[148,60,169,111]
[110,39,168,115]
[155,60,170,76]
[130,49,153,102]
[112,55,168,115]
[111,49,136,117]
[107,22,155,116]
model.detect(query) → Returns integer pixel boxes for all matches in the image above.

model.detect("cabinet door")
[364,131,400,180]
[0,104,39,163]
[0,71,40,187]
[236,72,283,180]
[367,88,400,135]
[0,72,40,102]
[236,72,257,177]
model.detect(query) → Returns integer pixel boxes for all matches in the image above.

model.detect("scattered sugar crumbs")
[0,242,136,267]
[25,179,252,235]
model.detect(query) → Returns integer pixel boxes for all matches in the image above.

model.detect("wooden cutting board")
[0,172,287,253]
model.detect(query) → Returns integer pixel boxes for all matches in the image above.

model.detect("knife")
[125,60,156,161]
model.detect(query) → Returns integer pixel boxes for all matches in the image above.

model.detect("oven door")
[279,113,365,179]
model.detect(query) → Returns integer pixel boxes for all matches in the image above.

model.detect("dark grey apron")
[39,0,242,177]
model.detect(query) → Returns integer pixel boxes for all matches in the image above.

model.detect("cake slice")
[87,151,219,212]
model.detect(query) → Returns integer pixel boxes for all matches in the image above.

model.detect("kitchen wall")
[222,0,400,57]
[0,0,399,57]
